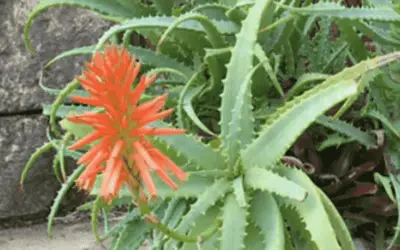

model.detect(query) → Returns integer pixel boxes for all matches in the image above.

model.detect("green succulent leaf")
[374,173,396,203]
[233,176,247,208]
[364,109,400,139]
[48,164,85,237]
[254,44,284,96]
[317,134,355,151]
[353,20,400,47]
[45,46,94,68]
[42,104,101,118]
[250,191,285,250]
[179,205,221,250]
[243,220,265,250]
[110,219,151,250]
[284,2,400,22]
[220,0,274,166]
[192,3,230,21]
[223,61,267,167]
[104,209,141,238]
[153,200,188,250]
[128,46,195,78]
[316,115,377,148]
[60,118,94,140]
[90,196,103,241]
[178,71,217,136]
[337,20,368,61]
[318,189,356,250]
[203,47,231,94]
[20,142,54,188]
[175,179,230,234]
[158,12,228,49]
[277,166,341,250]
[152,0,174,15]
[242,52,400,169]
[243,79,358,169]
[96,16,239,51]
[286,73,329,100]
[220,194,248,250]
[244,167,307,201]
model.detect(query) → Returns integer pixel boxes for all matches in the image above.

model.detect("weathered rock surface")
[0,0,112,113]
[0,0,112,220]
[0,115,58,219]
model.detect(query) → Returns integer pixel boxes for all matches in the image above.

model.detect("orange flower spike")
[68,44,187,203]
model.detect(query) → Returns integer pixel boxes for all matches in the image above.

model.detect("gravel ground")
[0,219,111,250]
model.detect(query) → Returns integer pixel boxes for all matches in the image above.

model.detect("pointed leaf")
[179,205,221,250]
[233,177,247,208]
[244,167,307,201]
[220,194,247,250]
[284,2,400,22]
[254,44,284,96]
[48,164,85,237]
[250,191,285,250]
[318,189,356,250]
[316,115,376,148]
[175,179,231,233]
[128,46,195,77]
[220,0,274,165]
[277,167,341,250]
[243,52,400,169]
[95,16,238,51]
[365,109,400,139]
[243,80,358,169]
[45,46,94,68]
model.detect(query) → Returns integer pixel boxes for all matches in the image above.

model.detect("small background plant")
[21,0,400,249]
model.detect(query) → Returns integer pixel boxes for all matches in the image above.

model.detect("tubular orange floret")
[69,130,103,150]
[85,62,103,77]
[70,96,102,106]
[146,128,186,136]
[110,140,125,159]
[123,62,141,91]
[151,149,187,181]
[82,70,99,83]
[154,166,178,190]
[137,108,175,126]
[134,94,168,116]
[67,44,187,204]
[133,154,157,198]
[132,141,159,171]
[129,75,148,105]
[77,142,106,164]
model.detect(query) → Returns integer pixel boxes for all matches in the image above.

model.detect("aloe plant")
[21,0,400,249]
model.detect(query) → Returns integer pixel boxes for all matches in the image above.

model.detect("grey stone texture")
[0,115,58,220]
[0,0,111,113]
[0,0,112,220]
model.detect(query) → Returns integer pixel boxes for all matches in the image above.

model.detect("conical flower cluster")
[68,45,187,203]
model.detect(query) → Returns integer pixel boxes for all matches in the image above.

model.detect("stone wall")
[0,0,111,221]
